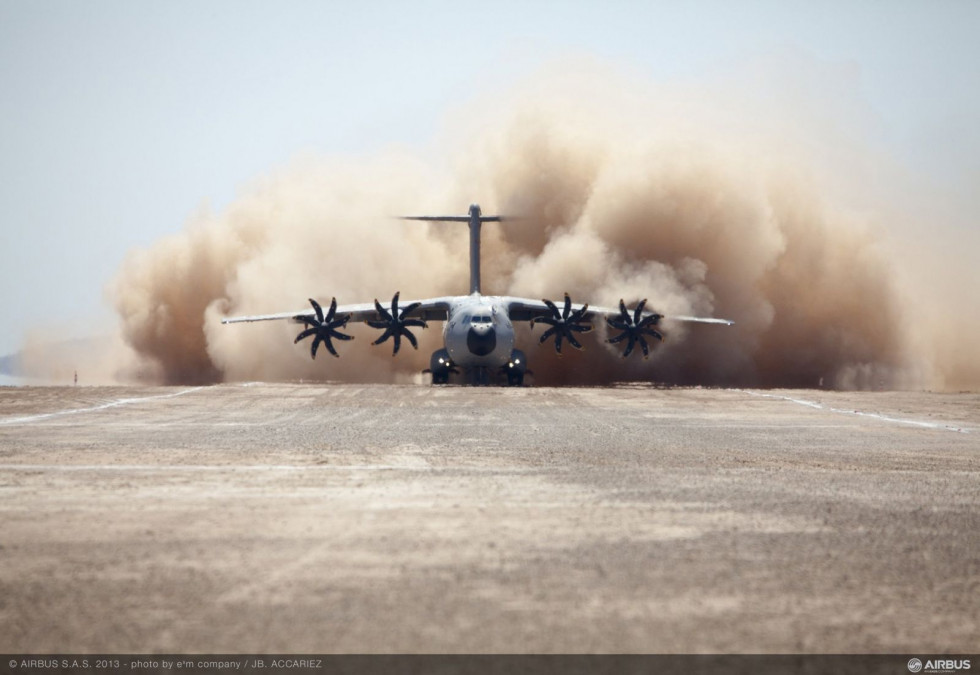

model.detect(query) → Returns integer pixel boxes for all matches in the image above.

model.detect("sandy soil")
[0,383,977,653]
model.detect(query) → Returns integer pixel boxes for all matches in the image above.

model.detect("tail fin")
[400,204,502,294]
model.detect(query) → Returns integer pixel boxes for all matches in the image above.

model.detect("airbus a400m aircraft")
[222,205,733,385]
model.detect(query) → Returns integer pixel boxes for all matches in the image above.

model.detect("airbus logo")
[909,657,971,673]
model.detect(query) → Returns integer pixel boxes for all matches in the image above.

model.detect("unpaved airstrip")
[0,383,977,653]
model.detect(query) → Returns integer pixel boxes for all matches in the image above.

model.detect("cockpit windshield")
[471,315,492,324]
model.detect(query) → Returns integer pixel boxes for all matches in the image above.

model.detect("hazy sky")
[1,0,977,357]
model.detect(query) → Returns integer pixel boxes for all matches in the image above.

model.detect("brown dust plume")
[107,63,974,389]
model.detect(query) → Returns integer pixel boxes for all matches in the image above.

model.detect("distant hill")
[0,337,111,381]
[0,352,22,376]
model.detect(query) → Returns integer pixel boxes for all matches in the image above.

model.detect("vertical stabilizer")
[400,204,502,295]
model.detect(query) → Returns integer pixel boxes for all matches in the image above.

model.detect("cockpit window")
[471,315,492,323]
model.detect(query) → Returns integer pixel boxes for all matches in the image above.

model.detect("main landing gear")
[425,349,529,387]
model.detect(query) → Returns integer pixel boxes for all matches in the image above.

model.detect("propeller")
[294,298,353,359]
[530,292,592,356]
[606,299,663,359]
[368,291,428,355]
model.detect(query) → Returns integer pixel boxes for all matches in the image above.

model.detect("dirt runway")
[0,383,977,653]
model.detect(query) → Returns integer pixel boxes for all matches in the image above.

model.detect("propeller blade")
[400,300,421,318]
[569,303,590,323]
[295,327,317,343]
[328,328,355,341]
[638,313,661,328]
[622,335,636,358]
[633,299,647,326]
[402,328,419,350]
[641,328,663,341]
[309,298,324,323]
[639,335,650,359]
[374,299,392,322]
[328,314,352,331]
[607,317,629,330]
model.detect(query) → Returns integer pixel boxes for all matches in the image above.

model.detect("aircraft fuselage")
[443,293,515,369]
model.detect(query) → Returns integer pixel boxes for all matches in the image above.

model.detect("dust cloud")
[103,61,977,390]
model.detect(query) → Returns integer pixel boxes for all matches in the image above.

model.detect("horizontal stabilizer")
[400,216,470,222]
[400,215,503,223]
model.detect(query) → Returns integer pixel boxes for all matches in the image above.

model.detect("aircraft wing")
[221,295,454,325]
[504,296,734,326]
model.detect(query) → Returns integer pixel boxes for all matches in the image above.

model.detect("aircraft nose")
[466,325,497,356]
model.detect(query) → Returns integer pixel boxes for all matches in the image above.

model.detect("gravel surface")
[0,383,977,653]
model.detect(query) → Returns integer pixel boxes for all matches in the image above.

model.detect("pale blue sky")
[1,0,978,356]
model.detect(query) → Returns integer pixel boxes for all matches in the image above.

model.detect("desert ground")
[0,382,977,653]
